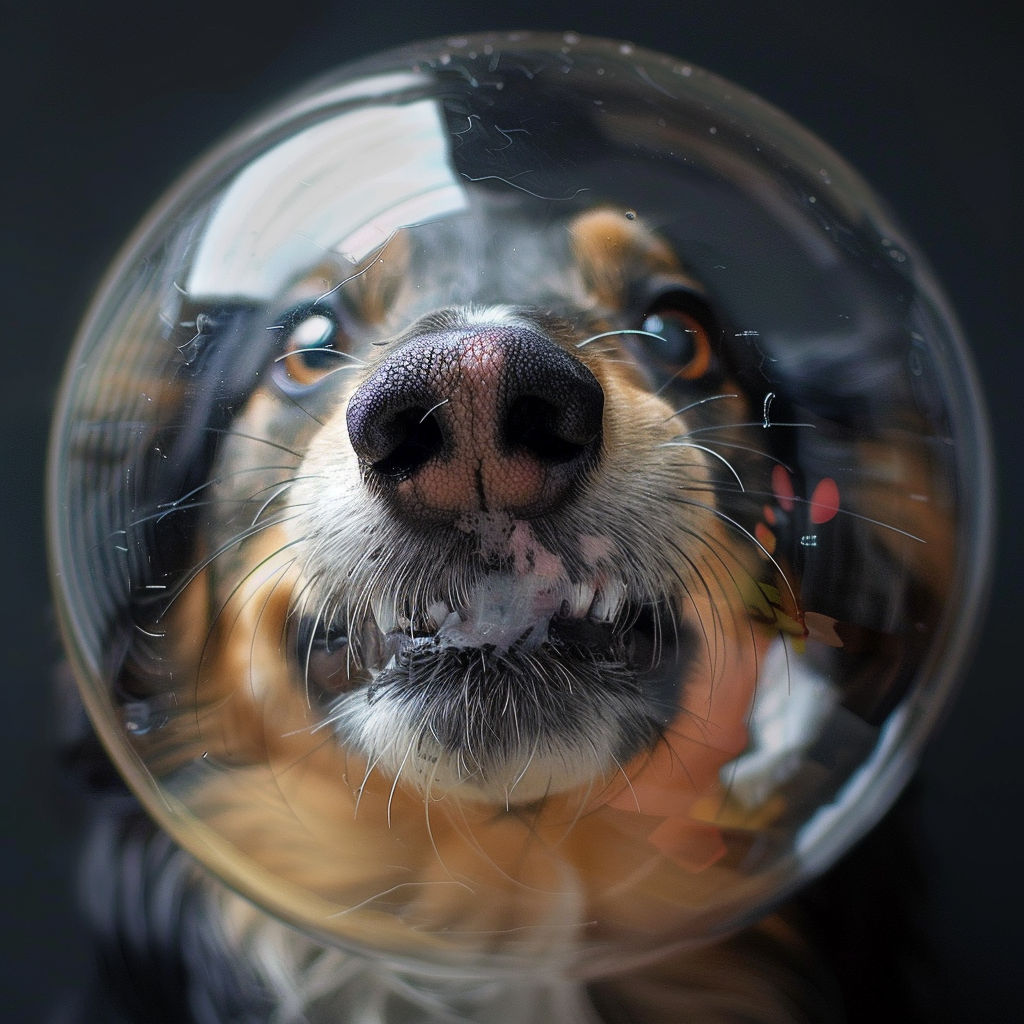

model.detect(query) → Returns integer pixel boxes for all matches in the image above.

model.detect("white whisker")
[576,327,666,349]
[658,440,745,489]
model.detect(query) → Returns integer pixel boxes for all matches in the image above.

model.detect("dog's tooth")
[569,582,596,618]
[371,596,397,634]
[608,579,628,620]
[590,579,626,623]
[589,591,611,622]
[426,601,449,629]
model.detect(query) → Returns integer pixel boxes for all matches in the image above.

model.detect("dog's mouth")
[297,574,681,691]
[293,573,688,797]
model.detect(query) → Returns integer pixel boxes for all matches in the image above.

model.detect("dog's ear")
[107,302,271,695]
[58,298,280,788]
[147,303,265,549]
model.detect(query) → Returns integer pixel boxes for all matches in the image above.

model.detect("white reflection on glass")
[188,94,467,299]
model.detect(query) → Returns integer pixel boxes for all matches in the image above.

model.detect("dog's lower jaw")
[313,561,689,803]
[337,717,626,805]
[330,679,644,805]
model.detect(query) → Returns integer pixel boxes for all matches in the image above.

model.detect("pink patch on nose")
[809,477,840,524]
[771,464,795,511]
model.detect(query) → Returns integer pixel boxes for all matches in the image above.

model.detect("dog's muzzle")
[295,317,686,796]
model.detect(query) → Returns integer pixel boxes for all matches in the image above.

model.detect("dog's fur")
[59,192,948,1023]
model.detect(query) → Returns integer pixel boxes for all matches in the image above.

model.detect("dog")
[57,184,950,1023]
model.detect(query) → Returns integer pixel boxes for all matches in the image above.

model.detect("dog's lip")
[297,573,680,692]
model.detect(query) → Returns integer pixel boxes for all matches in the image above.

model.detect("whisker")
[159,515,307,619]
[667,493,801,615]
[125,473,314,531]
[204,427,306,459]
[674,437,793,471]
[608,748,641,814]
[303,597,332,709]
[131,498,314,541]
[555,756,600,840]
[159,466,307,503]
[683,419,816,436]
[506,733,542,804]
[328,880,469,918]
[316,362,365,382]
[314,233,396,305]
[195,539,308,672]
[731,486,926,543]
[660,535,726,678]
[387,736,418,828]
[251,481,297,528]
[272,348,365,366]
[279,388,327,427]
[442,795,552,894]
[419,398,450,423]
[421,759,464,885]
[661,392,740,415]
[268,726,339,770]
[353,750,385,818]
[658,441,745,490]
[155,476,224,510]
[245,560,297,702]
[657,724,705,791]
[575,327,666,349]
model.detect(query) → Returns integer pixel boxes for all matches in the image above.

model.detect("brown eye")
[640,308,712,379]
[277,312,342,388]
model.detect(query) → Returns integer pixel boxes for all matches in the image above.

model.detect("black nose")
[345,322,604,515]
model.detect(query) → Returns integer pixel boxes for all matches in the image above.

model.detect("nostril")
[346,333,459,480]
[501,347,604,466]
[504,393,601,464]
[370,407,445,478]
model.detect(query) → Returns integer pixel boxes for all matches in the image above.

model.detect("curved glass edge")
[794,271,997,882]
[45,31,998,968]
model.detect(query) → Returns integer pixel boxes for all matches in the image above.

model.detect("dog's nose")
[346,324,604,514]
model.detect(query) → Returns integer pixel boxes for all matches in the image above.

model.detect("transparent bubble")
[47,33,993,976]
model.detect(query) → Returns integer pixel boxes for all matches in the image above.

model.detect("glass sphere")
[47,32,993,976]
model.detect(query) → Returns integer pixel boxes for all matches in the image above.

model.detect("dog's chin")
[299,572,688,805]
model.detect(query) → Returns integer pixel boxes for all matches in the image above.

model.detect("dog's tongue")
[435,572,564,653]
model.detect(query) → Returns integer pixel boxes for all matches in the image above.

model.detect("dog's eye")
[276,312,343,388]
[640,307,712,379]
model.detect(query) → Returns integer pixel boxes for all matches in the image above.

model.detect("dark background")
[3,1,1020,1021]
